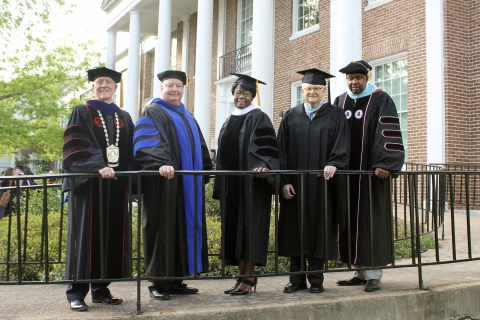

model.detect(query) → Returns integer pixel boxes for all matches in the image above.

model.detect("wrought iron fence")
[1,167,480,314]
[218,44,252,79]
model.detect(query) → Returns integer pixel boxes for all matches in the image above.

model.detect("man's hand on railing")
[98,167,117,180]
[318,165,337,180]
[282,184,296,200]
[159,165,175,179]
[375,168,390,179]
[253,167,269,178]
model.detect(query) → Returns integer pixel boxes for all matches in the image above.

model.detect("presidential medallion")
[107,145,119,167]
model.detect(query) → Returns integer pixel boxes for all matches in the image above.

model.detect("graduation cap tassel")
[186,75,189,87]
[256,80,261,106]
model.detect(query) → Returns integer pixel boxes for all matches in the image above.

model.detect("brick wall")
[141,50,155,107]
[272,0,331,130]
[362,0,427,163]
[176,21,184,70]
[187,12,197,114]
[470,1,480,163]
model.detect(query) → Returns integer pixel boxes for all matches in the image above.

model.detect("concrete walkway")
[1,213,480,320]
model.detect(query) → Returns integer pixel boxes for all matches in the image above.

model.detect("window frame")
[365,0,395,11]
[291,80,304,108]
[290,0,320,41]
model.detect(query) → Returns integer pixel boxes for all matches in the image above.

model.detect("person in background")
[334,60,405,292]
[0,167,15,220]
[213,73,279,295]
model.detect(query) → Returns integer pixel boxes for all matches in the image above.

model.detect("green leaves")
[0,0,101,162]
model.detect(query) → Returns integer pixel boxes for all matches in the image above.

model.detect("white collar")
[231,105,260,116]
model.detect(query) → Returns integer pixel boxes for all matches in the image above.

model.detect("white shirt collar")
[231,104,260,116]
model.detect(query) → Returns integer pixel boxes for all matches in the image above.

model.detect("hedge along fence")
[0,180,433,282]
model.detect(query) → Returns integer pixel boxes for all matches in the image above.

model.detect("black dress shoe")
[283,282,308,293]
[309,284,324,293]
[70,299,88,311]
[91,292,123,305]
[150,289,171,300]
[364,279,381,292]
[336,277,368,286]
[168,283,199,294]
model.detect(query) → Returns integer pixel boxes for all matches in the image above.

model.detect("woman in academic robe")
[213,73,279,295]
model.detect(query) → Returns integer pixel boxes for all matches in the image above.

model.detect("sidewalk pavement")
[1,212,479,319]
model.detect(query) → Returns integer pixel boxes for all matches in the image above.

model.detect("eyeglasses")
[95,79,115,86]
[234,91,252,97]
[302,86,326,92]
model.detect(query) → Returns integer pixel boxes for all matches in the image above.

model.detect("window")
[170,30,177,70]
[373,57,408,159]
[290,0,319,40]
[238,0,253,48]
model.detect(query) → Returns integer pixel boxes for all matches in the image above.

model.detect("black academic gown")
[213,108,279,266]
[62,104,134,281]
[334,90,405,266]
[133,101,212,279]
[277,103,350,260]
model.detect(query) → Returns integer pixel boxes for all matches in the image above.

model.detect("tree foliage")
[0,0,101,162]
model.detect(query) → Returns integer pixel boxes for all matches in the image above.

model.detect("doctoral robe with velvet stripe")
[213,108,279,266]
[133,101,212,278]
[277,103,350,260]
[334,90,405,267]
[62,104,134,281]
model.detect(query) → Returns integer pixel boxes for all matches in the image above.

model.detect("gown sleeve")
[276,110,292,187]
[62,105,107,191]
[325,107,350,169]
[371,93,405,172]
[133,105,173,170]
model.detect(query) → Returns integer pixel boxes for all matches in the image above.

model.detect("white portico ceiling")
[105,0,198,35]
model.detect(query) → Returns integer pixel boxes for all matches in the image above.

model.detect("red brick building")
[102,0,480,165]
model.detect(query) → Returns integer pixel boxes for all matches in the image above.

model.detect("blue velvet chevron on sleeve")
[133,117,161,157]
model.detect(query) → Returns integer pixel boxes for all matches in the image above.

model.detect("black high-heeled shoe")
[224,277,243,294]
[230,277,257,295]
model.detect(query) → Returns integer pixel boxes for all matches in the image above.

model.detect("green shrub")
[0,185,67,281]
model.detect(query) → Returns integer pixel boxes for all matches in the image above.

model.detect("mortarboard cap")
[230,73,266,106]
[157,70,189,86]
[297,68,335,86]
[87,67,122,83]
[339,60,373,80]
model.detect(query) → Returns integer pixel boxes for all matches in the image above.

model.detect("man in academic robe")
[277,68,350,294]
[334,60,405,292]
[133,70,212,301]
[62,67,134,311]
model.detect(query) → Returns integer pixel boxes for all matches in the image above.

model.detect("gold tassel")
[256,80,261,106]
[186,74,189,87]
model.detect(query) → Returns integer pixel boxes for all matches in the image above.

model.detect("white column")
[332,0,362,99]
[251,0,275,119]
[193,0,214,146]
[426,0,445,163]
[153,0,173,98]
[106,30,117,69]
[181,16,189,105]
[126,9,141,122]
[329,0,337,99]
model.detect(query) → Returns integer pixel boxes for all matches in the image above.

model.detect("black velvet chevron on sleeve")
[254,127,279,158]
[63,125,93,169]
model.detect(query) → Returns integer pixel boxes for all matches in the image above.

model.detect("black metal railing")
[1,167,480,314]
[218,44,252,80]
